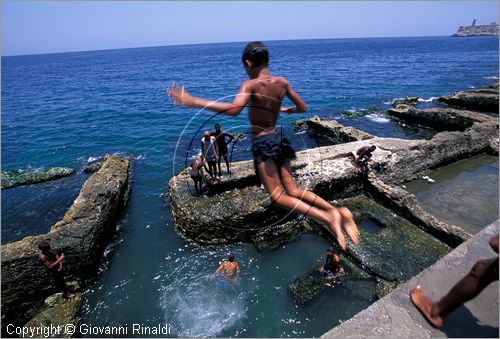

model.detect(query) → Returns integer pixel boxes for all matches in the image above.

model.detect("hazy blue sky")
[2,1,499,56]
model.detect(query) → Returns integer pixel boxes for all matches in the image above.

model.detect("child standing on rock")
[168,41,359,250]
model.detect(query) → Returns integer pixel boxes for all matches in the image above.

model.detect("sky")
[2,1,499,56]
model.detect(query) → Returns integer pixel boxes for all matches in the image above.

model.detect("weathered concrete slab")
[321,221,499,338]
[1,155,131,332]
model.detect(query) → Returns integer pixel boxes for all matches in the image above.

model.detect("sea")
[2,36,498,337]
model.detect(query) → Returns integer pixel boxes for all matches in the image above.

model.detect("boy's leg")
[410,257,499,328]
[223,154,230,174]
[280,163,360,244]
[210,161,217,179]
[258,159,347,250]
[217,158,222,176]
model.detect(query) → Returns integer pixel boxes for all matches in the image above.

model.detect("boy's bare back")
[242,76,288,138]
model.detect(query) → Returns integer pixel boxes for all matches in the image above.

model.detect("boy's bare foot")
[410,285,444,328]
[326,209,347,251]
[337,207,360,245]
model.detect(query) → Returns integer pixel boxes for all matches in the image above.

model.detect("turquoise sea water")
[2,36,498,337]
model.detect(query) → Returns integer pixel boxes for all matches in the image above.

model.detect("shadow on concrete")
[443,305,499,338]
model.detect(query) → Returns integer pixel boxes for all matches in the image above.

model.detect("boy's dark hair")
[228,253,235,262]
[38,241,51,251]
[242,41,269,67]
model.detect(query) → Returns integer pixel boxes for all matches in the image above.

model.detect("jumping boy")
[168,41,359,250]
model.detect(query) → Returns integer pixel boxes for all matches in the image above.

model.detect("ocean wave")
[484,76,499,80]
[365,113,390,123]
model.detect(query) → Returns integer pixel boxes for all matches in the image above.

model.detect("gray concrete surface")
[322,221,499,338]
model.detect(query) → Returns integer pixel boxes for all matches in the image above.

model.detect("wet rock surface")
[1,167,76,189]
[337,196,451,282]
[1,156,131,332]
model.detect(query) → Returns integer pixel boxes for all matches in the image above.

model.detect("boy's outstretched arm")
[280,80,308,114]
[167,82,251,116]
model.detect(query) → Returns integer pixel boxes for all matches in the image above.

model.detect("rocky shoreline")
[1,156,131,335]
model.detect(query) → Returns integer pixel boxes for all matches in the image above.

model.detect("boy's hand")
[167,82,195,106]
[280,106,297,114]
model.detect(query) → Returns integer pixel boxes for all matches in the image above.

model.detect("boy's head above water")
[242,41,269,73]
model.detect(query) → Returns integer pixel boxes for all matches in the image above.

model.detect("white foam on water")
[417,97,438,102]
[365,113,390,123]
[87,156,101,163]
[159,277,247,337]
[389,97,405,104]
[18,165,44,173]
[484,76,499,80]
[111,152,146,160]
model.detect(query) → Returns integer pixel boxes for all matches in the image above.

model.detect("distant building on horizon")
[452,18,499,37]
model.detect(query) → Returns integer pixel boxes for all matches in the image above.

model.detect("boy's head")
[242,41,269,69]
[228,253,235,262]
[38,240,51,252]
[215,123,221,132]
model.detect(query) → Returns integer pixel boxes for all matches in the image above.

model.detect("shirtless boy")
[38,241,75,298]
[320,246,345,280]
[215,253,241,280]
[168,41,359,250]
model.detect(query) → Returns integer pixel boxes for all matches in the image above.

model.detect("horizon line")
[1,33,472,58]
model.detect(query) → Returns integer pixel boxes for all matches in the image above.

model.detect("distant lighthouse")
[472,17,477,26]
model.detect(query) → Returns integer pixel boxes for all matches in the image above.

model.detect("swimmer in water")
[215,253,241,281]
